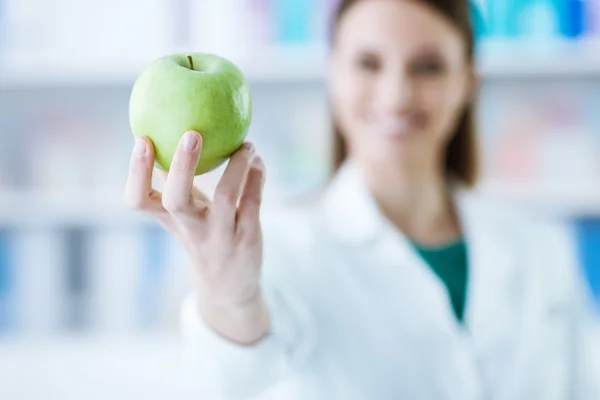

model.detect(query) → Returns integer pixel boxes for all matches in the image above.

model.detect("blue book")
[471,1,487,44]
[555,0,585,38]
[486,0,522,37]
[274,0,316,43]
[138,225,167,329]
[574,218,600,314]
[63,227,90,331]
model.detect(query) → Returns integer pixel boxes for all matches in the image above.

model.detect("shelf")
[475,180,600,218]
[476,38,600,79]
[1,181,600,228]
[0,45,328,89]
[0,59,326,89]
[0,185,301,227]
[2,41,600,89]
[0,332,207,400]
[478,57,600,79]
[0,188,152,227]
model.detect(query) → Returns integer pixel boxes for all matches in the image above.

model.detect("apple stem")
[187,55,195,71]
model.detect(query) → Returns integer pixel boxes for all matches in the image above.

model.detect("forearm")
[180,284,316,399]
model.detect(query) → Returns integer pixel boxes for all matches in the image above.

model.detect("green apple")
[129,53,252,175]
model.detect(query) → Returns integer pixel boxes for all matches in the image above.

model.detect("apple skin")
[129,53,252,175]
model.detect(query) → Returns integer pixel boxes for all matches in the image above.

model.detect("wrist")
[195,278,262,308]
[196,289,270,345]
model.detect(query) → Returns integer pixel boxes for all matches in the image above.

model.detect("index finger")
[156,168,210,204]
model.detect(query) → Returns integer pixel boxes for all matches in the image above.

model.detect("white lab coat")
[180,162,599,400]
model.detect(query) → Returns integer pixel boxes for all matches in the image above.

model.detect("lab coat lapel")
[318,162,531,398]
[319,162,385,246]
[319,162,482,325]
[317,163,484,397]
[454,189,535,398]
[319,165,527,341]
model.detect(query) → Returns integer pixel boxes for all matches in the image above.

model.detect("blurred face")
[330,0,474,174]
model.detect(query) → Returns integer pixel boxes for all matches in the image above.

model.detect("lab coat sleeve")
[179,207,318,399]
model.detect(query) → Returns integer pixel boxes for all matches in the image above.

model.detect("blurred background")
[0,0,599,399]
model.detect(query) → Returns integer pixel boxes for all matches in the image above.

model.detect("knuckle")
[171,153,186,172]
[215,188,238,207]
[238,228,261,247]
[243,194,262,207]
[247,167,265,188]
[243,149,255,163]
[174,148,197,171]
[161,195,188,214]
[130,155,148,172]
[256,165,266,179]
[124,194,146,211]
[232,148,253,167]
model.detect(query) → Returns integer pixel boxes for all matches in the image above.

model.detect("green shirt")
[412,239,469,323]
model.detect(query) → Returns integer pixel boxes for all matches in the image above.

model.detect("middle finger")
[162,131,203,217]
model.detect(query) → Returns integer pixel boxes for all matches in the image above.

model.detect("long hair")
[329,0,480,187]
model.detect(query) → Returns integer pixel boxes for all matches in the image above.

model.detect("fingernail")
[243,142,254,152]
[251,154,262,166]
[134,138,147,157]
[182,132,199,152]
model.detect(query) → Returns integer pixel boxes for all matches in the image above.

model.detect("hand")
[124,131,269,344]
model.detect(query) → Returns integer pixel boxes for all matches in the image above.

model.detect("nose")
[377,70,414,115]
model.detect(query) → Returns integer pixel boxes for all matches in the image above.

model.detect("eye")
[356,54,380,73]
[412,59,446,76]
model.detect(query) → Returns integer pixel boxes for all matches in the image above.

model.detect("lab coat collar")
[318,161,475,245]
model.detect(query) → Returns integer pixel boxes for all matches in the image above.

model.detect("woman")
[124,0,598,399]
